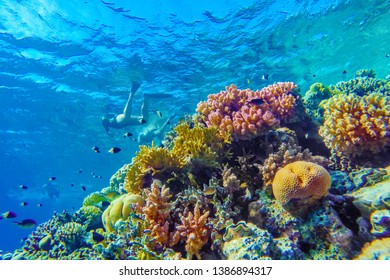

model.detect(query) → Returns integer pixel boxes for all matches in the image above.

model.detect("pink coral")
[196,83,298,140]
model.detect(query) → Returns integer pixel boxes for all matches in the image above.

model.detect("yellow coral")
[272,161,331,209]
[124,144,185,194]
[319,93,390,156]
[102,193,145,232]
[171,204,210,259]
[171,123,228,168]
[142,181,172,246]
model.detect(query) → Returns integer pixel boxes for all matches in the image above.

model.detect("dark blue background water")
[1,0,389,253]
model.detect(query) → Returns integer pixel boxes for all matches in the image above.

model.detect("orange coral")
[142,181,172,246]
[272,161,331,210]
[319,93,390,156]
[171,204,210,259]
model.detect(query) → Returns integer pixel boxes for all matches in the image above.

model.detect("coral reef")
[272,161,331,213]
[4,75,390,260]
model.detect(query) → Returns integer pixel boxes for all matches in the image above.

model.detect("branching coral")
[319,93,390,157]
[196,83,299,140]
[171,123,228,168]
[171,204,210,259]
[124,144,185,194]
[142,180,172,246]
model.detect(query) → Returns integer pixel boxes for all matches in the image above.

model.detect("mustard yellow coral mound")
[319,93,390,156]
[102,193,144,232]
[124,144,185,194]
[171,123,229,168]
[272,161,331,210]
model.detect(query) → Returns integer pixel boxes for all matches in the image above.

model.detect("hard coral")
[196,83,299,140]
[142,180,172,246]
[171,204,210,259]
[102,194,144,232]
[171,123,227,168]
[319,93,390,157]
[272,161,331,213]
[124,144,185,194]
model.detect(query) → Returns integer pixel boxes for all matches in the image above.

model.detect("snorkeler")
[137,113,177,145]
[102,81,173,134]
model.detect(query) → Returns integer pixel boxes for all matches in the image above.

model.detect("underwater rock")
[349,167,389,190]
[329,171,356,194]
[346,179,390,220]
[370,209,390,238]
[222,221,273,260]
[272,237,303,260]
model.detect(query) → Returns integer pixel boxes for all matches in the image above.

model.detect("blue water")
[0,0,389,253]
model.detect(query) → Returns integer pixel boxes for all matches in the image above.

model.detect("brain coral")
[196,83,299,140]
[272,161,331,212]
[319,93,390,156]
[102,194,144,232]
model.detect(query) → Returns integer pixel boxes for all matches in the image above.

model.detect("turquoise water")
[0,0,389,253]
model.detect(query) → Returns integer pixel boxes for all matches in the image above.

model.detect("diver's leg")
[122,92,133,118]
[141,95,150,122]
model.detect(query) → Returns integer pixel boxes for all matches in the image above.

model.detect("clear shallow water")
[0,0,389,252]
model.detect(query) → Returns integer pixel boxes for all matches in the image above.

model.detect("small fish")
[204,187,216,196]
[14,219,37,229]
[104,191,119,199]
[312,74,316,78]
[49,177,56,181]
[152,110,163,118]
[20,202,28,207]
[92,146,100,153]
[247,79,250,84]
[19,185,28,190]
[123,132,133,138]
[1,211,17,220]
[143,229,151,234]
[139,118,147,124]
[239,182,247,189]
[92,231,104,243]
[305,133,309,139]
[101,201,110,208]
[98,175,102,179]
[386,54,389,58]
[108,147,121,154]
[342,70,347,74]
[262,74,269,80]
[71,183,74,187]
[91,172,95,175]
[241,188,252,202]
[78,169,83,174]
[248,98,265,106]
[37,203,43,207]
[82,186,86,191]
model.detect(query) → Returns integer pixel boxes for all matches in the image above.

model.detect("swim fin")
[131,81,141,94]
